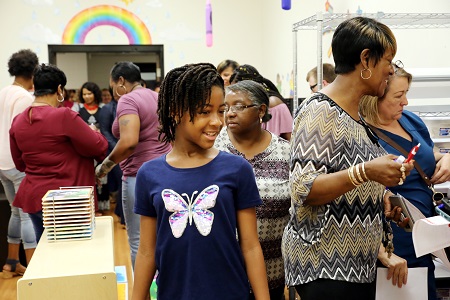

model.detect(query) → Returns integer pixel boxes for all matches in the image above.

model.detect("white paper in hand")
[376,267,427,300]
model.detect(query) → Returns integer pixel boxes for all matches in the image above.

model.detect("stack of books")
[42,186,95,241]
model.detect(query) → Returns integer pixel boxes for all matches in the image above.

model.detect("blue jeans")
[28,211,44,244]
[122,176,139,269]
[0,168,36,249]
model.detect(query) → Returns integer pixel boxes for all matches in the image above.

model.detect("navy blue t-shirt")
[135,151,262,300]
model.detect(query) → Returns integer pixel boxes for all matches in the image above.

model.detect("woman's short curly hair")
[8,49,39,79]
[33,64,67,97]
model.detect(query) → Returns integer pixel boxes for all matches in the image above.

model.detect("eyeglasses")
[393,60,404,74]
[310,83,318,91]
[224,104,257,113]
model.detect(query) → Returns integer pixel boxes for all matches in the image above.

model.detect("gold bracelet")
[348,166,361,187]
[347,167,357,186]
[355,164,365,184]
[350,165,362,186]
[361,162,369,181]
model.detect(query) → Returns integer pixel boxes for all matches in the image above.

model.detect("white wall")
[0,0,264,89]
[56,53,88,89]
[1,0,449,99]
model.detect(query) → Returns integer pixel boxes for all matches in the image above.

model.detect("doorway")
[48,44,164,91]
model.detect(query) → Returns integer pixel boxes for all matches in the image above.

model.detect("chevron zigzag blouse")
[282,93,388,285]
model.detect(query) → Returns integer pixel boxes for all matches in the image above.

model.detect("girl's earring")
[259,117,263,124]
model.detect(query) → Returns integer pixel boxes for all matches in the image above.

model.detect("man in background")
[306,63,337,93]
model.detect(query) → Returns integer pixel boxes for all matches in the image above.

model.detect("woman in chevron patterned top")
[282,17,414,300]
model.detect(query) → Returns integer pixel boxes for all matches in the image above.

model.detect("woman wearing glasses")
[360,66,450,300]
[282,17,414,300]
[230,64,293,141]
[215,80,290,300]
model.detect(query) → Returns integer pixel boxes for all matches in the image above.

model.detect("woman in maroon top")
[9,64,108,242]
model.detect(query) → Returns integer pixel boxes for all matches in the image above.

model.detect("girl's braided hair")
[157,63,224,143]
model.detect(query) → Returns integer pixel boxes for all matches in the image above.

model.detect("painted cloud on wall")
[21,23,60,43]
[24,0,53,5]
[159,23,201,41]
[146,0,163,8]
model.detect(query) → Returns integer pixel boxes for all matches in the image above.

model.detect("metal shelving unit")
[292,12,450,112]
[407,107,450,153]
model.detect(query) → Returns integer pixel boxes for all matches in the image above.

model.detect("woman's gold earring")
[116,85,127,97]
[259,117,263,124]
[360,68,372,80]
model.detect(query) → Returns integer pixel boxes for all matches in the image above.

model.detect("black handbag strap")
[368,124,433,187]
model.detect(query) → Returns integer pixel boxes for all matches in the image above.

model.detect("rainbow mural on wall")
[62,5,152,44]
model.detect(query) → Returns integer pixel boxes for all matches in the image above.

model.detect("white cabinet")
[17,216,117,300]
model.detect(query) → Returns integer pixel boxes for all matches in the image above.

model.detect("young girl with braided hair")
[132,63,270,300]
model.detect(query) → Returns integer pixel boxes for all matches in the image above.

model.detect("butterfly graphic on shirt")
[162,185,219,238]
